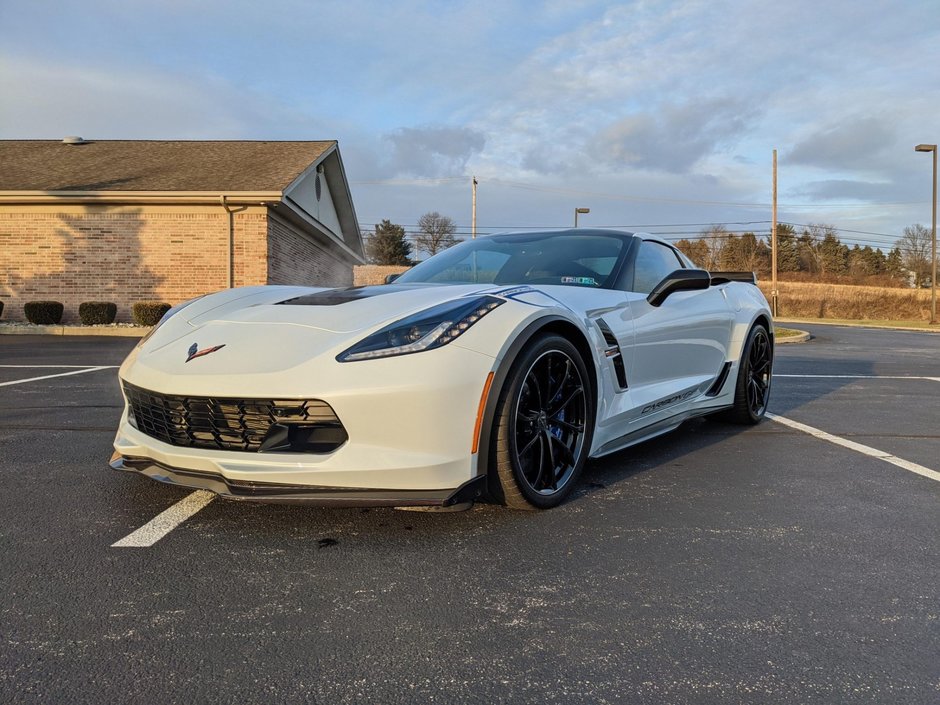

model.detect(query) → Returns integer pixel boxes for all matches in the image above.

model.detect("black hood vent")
[278,284,429,306]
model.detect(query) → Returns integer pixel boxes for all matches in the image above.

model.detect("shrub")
[133,301,172,326]
[79,301,117,325]
[24,301,64,325]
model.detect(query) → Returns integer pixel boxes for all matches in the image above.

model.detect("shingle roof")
[0,140,336,192]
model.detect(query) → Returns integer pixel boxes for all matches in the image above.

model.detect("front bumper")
[114,335,501,504]
[110,451,487,506]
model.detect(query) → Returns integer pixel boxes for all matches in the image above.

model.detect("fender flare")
[475,314,598,498]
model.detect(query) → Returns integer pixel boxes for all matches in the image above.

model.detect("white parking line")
[767,413,940,483]
[776,374,940,381]
[112,491,216,548]
[0,366,115,387]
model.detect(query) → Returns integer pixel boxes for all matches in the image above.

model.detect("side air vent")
[705,361,733,396]
[596,319,628,390]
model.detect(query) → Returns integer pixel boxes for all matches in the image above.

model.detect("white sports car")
[111,229,773,509]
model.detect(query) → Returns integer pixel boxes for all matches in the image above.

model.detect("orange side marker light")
[471,371,495,454]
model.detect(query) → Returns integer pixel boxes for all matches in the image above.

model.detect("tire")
[722,323,773,424]
[491,334,595,510]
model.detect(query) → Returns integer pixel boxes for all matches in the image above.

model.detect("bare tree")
[415,212,458,257]
[699,225,728,270]
[898,224,932,287]
[675,238,710,268]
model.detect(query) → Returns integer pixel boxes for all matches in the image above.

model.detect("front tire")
[723,323,773,424]
[491,334,595,510]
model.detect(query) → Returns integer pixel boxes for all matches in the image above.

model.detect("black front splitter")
[110,452,487,507]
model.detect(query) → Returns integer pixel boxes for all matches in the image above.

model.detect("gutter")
[0,191,283,206]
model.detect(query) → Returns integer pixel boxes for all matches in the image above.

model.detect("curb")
[775,318,940,334]
[775,329,811,344]
[0,324,149,337]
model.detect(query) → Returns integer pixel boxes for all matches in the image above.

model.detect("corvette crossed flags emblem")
[186,342,226,363]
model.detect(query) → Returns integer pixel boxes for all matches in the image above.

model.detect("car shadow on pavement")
[573,354,875,504]
[111,353,874,544]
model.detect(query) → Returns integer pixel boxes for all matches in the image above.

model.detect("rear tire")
[722,323,773,424]
[491,334,594,510]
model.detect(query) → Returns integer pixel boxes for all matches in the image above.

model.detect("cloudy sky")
[2,0,938,251]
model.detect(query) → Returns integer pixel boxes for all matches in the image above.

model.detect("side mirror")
[385,273,401,284]
[647,268,710,307]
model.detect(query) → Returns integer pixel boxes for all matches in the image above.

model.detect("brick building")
[0,139,364,323]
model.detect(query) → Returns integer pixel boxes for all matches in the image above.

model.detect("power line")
[361,224,900,247]
[361,218,905,251]
[350,176,465,185]
[355,175,921,208]
[360,219,773,230]
[780,221,898,240]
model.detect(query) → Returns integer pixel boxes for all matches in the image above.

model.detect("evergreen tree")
[885,247,905,281]
[819,231,848,275]
[366,220,412,265]
[776,223,800,272]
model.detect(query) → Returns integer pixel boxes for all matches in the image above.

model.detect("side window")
[632,241,684,294]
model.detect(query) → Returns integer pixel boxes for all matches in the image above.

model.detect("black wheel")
[491,334,594,509]
[723,323,773,424]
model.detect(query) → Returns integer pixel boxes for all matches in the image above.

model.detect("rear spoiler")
[710,271,757,285]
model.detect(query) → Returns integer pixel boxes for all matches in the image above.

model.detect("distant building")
[0,139,364,322]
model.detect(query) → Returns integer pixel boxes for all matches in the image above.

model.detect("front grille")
[122,382,346,453]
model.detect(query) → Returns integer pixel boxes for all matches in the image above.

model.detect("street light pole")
[915,144,937,324]
[471,176,478,239]
[771,149,778,317]
[574,207,590,227]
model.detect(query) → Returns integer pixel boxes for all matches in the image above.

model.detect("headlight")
[337,295,504,362]
[136,296,204,347]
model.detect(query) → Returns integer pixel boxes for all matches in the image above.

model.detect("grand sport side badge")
[186,343,226,363]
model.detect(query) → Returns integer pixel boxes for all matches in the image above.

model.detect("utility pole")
[471,176,478,239]
[771,149,779,317]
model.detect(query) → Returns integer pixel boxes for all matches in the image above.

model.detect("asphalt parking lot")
[1,325,938,705]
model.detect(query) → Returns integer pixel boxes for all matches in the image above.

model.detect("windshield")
[395,232,632,288]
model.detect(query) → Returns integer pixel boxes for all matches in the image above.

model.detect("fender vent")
[705,361,732,396]
[596,318,628,390]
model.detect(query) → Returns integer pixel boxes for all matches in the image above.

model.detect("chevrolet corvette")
[110,229,773,509]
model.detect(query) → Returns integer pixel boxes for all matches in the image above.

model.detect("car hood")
[124,283,543,386]
[189,283,498,333]
[139,283,519,358]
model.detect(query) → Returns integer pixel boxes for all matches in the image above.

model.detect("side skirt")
[589,400,734,458]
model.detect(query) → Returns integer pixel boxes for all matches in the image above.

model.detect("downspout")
[219,195,250,288]
[220,195,234,288]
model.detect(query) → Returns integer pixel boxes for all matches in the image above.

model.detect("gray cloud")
[385,126,485,177]
[797,179,899,202]
[588,98,758,173]
[0,57,342,140]
[794,172,927,204]
[786,117,899,171]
